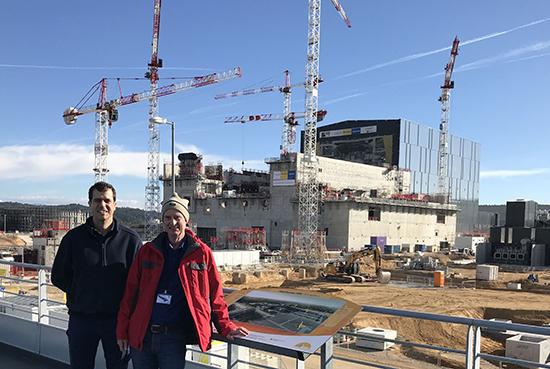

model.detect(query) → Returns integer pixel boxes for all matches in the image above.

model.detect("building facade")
[304,119,480,233]
[164,152,457,251]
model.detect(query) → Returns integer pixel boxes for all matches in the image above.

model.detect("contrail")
[335,17,550,80]
[0,64,214,71]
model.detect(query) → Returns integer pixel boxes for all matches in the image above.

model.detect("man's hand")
[226,326,249,340]
[117,339,128,353]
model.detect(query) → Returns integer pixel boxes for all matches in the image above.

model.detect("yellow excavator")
[320,245,390,283]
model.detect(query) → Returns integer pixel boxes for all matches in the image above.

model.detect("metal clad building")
[302,119,480,233]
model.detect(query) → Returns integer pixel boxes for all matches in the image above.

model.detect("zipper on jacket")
[102,241,107,266]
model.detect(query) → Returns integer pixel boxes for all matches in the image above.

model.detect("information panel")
[225,288,361,354]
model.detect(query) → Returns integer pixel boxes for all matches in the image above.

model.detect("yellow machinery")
[320,246,390,283]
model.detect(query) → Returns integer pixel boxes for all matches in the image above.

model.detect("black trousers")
[67,313,128,369]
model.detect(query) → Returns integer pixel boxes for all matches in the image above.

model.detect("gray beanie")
[161,194,189,222]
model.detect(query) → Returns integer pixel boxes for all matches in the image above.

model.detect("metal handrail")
[1,260,550,369]
[360,304,550,336]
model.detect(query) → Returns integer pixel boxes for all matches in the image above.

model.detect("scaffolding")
[223,227,266,250]
[0,205,87,233]
[282,228,326,264]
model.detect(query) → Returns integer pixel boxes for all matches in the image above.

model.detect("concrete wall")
[346,202,456,251]
[191,197,271,246]
[291,154,410,194]
[319,202,351,250]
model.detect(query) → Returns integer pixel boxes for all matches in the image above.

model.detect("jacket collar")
[151,230,201,257]
[85,216,118,236]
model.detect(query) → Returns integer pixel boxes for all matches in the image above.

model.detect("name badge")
[156,293,172,305]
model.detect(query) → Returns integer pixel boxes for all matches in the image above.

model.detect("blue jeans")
[67,313,128,369]
[131,330,187,369]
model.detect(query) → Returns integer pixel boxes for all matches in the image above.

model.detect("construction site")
[1,1,550,368]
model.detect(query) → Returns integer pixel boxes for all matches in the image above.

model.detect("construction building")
[162,152,457,252]
[477,200,550,267]
[304,119,480,234]
[0,205,87,233]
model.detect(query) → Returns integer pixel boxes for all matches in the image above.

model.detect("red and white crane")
[62,68,242,181]
[216,70,308,155]
[299,0,351,261]
[437,36,460,203]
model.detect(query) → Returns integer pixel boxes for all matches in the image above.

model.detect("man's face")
[89,189,116,224]
[163,209,187,242]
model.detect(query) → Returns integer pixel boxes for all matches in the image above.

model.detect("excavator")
[320,245,391,284]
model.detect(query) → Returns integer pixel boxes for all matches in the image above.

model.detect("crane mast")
[94,79,109,182]
[437,36,460,203]
[299,0,351,262]
[281,70,293,155]
[145,0,163,240]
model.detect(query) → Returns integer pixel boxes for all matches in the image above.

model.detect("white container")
[506,334,550,366]
[507,282,522,290]
[476,264,499,281]
[356,327,397,350]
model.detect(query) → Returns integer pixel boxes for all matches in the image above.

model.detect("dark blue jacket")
[51,217,142,315]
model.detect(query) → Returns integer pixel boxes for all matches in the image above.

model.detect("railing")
[1,260,550,369]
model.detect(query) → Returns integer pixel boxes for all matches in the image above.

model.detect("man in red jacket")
[116,194,248,369]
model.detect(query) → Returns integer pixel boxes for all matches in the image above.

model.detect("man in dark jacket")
[52,182,142,369]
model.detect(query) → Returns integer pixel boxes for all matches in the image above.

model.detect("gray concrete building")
[163,152,457,251]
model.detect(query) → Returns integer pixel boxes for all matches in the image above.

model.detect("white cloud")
[480,168,548,178]
[0,143,268,181]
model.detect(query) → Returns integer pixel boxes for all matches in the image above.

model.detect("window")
[437,213,445,224]
[368,207,381,221]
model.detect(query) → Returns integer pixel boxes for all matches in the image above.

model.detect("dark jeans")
[131,330,187,369]
[67,313,128,369]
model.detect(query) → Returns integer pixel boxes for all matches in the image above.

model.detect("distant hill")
[0,202,149,230]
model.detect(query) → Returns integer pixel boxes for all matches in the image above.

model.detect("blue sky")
[1,1,550,207]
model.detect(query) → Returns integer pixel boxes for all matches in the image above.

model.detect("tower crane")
[215,70,310,155]
[299,0,351,262]
[145,0,163,240]
[437,36,460,204]
[62,68,242,182]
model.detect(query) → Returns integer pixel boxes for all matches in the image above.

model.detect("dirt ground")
[224,258,550,368]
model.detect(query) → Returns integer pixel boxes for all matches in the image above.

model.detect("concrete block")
[482,319,521,340]
[476,264,499,281]
[253,271,264,278]
[305,267,318,278]
[232,272,247,284]
[356,327,397,350]
[279,268,291,278]
[506,334,550,366]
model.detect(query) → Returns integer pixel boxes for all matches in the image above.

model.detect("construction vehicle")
[320,246,390,283]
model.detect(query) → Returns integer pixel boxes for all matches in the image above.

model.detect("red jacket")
[116,229,236,352]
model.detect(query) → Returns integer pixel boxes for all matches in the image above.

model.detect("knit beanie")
[161,194,189,222]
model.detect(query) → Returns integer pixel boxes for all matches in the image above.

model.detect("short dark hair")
[88,182,117,202]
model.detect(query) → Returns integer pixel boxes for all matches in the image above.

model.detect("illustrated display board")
[225,288,361,354]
